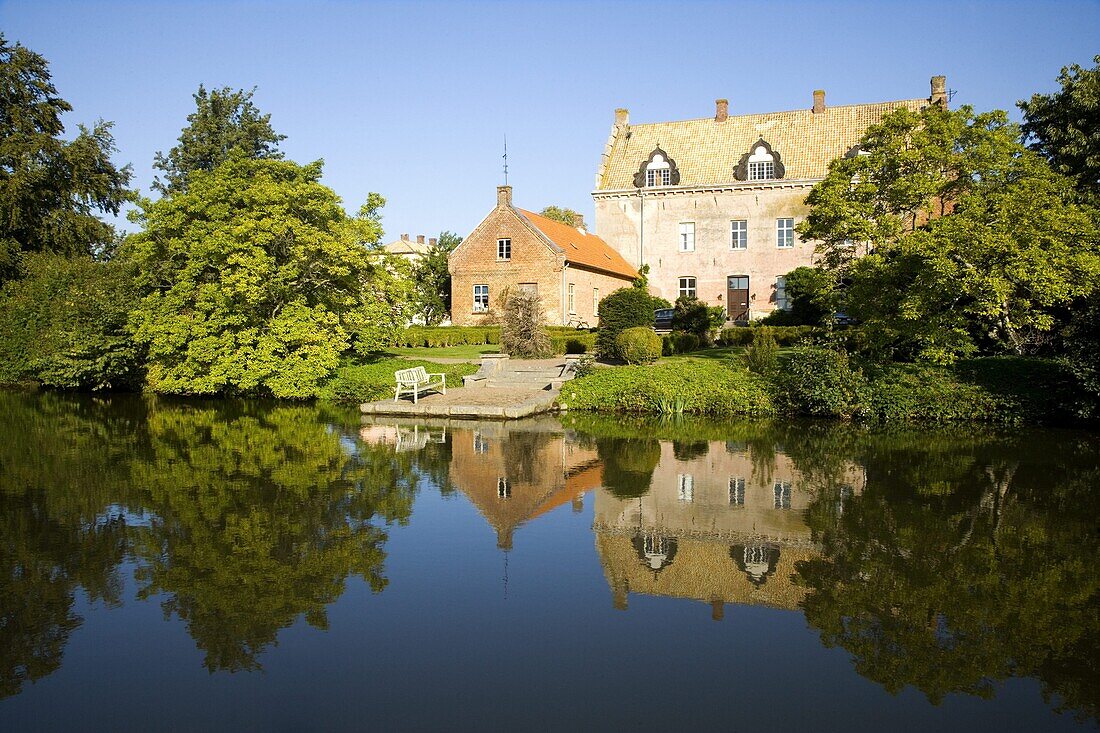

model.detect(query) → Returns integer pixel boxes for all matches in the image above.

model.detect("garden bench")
[394,366,446,403]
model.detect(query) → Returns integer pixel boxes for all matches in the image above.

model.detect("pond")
[0,392,1097,731]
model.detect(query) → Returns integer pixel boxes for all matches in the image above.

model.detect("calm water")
[0,392,1097,731]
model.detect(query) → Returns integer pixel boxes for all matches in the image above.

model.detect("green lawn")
[659,346,746,363]
[380,344,502,360]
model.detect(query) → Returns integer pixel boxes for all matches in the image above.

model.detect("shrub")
[671,331,701,354]
[320,358,478,403]
[559,361,775,417]
[550,332,596,354]
[774,347,866,418]
[743,328,779,374]
[500,291,551,358]
[718,325,814,347]
[615,326,662,364]
[597,286,656,359]
[671,296,714,339]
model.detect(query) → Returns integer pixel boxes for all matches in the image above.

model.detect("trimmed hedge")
[596,286,656,359]
[319,359,479,403]
[616,327,662,364]
[559,361,776,416]
[718,325,815,346]
[393,326,594,354]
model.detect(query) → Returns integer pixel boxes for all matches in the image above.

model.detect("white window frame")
[749,160,775,181]
[473,284,489,313]
[497,477,511,499]
[567,283,576,314]
[729,477,746,506]
[497,238,511,261]
[775,276,789,310]
[678,277,697,299]
[593,287,600,314]
[776,218,795,248]
[730,219,747,250]
[679,222,695,252]
[678,474,694,503]
[645,155,672,187]
[773,481,791,509]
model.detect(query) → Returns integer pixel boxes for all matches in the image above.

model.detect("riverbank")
[557,352,1089,426]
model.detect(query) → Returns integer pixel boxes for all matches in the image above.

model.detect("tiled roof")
[515,208,637,279]
[382,237,433,256]
[597,98,929,190]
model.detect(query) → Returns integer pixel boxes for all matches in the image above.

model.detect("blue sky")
[2,0,1098,242]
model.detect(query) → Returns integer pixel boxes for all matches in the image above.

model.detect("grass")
[659,345,799,363]
[380,344,502,360]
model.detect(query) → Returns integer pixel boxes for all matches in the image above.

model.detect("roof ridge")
[626,97,928,127]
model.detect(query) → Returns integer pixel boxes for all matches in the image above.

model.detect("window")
[729,477,746,506]
[776,218,794,248]
[567,283,576,314]
[748,145,777,180]
[473,284,489,312]
[497,238,511,261]
[773,481,791,510]
[645,154,672,186]
[678,277,697,299]
[678,474,694,503]
[775,276,789,310]
[497,477,511,499]
[730,219,747,249]
[593,287,600,314]
[473,432,489,455]
[679,222,695,252]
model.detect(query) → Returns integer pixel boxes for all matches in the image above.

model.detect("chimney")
[573,213,585,229]
[715,98,729,122]
[429,237,437,247]
[930,75,947,106]
[813,89,826,114]
[416,235,425,244]
[497,185,512,208]
[401,233,409,241]
[615,108,629,125]
[711,599,725,621]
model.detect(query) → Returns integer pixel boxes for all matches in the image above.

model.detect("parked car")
[654,308,675,333]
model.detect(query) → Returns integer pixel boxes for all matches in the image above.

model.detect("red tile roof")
[516,209,637,280]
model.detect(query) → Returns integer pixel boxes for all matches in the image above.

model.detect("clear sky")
[2,0,1098,242]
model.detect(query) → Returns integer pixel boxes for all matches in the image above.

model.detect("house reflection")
[593,440,865,618]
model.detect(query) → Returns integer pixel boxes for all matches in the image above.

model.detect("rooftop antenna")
[947,88,958,103]
[502,134,509,185]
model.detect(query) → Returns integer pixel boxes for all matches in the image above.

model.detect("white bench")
[394,366,446,403]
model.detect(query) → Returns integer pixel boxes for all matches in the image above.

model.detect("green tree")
[153,85,285,194]
[1019,55,1100,200]
[0,253,144,389]
[411,232,461,325]
[539,205,582,226]
[124,154,393,397]
[0,34,132,282]
[800,104,1100,361]
[782,266,838,327]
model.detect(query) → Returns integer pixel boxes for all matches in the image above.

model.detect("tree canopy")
[124,154,397,397]
[1019,54,1100,200]
[153,85,286,194]
[411,231,461,325]
[800,104,1100,361]
[539,205,582,226]
[0,34,132,282]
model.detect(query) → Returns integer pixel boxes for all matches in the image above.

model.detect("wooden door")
[727,276,749,321]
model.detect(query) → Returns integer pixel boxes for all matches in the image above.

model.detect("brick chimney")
[813,89,826,114]
[573,213,585,229]
[429,237,437,247]
[497,185,512,208]
[416,235,425,244]
[614,108,629,125]
[401,233,409,241]
[930,75,947,106]
[715,98,729,122]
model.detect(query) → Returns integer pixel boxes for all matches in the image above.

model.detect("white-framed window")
[730,219,747,250]
[473,284,489,312]
[646,154,671,187]
[729,477,746,506]
[678,277,697,299]
[567,283,576,314]
[473,432,489,455]
[678,474,694,503]
[497,238,511,261]
[679,222,695,252]
[748,145,777,181]
[776,218,795,248]
[775,276,789,310]
[774,481,791,509]
[593,287,600,314]
[497,477,511,499]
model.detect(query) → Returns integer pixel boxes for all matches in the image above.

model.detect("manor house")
[592,76,947,320]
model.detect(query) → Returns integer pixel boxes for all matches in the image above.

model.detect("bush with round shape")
[615,326,662,364]
[597,286,655,359]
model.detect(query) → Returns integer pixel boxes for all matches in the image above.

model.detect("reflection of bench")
[394,367,446,403]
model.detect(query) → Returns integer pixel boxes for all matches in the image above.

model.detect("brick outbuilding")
[449,186,637,326]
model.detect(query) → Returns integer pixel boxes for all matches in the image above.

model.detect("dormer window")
[734,138,785,181]
[646,155,671,187]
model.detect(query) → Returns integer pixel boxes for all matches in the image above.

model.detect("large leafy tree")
[411,231,460,325]
[0,34,132,282]
[124,154,397,397]
[152,85,285,194]
[1019,55,1100,200]
[800,104,1100,361]
[539,205,582,226]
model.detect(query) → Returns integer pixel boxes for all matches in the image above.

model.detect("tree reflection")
[795,432,1100,722]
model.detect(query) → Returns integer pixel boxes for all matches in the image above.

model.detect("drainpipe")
[638,187,645,269]
[561,261,569,325]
